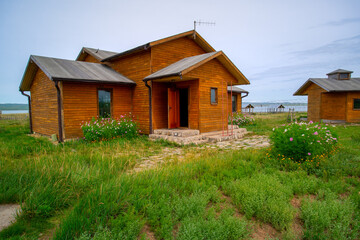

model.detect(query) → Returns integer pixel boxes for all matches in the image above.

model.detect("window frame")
[210,88,218,105]
[353,98,360,110]
[339,73,350,80]
[97,88,113,118]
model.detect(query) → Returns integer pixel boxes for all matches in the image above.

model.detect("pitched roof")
[327,69,353,75]
[76,47,118,61]
[101,30,216,62]
[19,55,135,91]
[294,77,360,96]
[143,51,250,84]
[227,86,248,93]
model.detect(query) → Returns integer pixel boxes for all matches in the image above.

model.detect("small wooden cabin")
[19,30,250,141]
[227,86,248,113]
[294,69,360,123]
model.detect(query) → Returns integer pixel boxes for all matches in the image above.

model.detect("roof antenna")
[193,20,216,39]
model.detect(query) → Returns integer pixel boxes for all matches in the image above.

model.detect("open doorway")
[179,88,188,127]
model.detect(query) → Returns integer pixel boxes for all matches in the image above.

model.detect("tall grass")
[0,117,359,239]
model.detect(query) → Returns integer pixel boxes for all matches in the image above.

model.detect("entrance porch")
[149,125,247,145]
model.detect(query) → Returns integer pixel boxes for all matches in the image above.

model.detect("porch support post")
[20,90,33,134]
[144,79,153,134]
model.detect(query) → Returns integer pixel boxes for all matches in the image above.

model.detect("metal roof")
[327,69,353,75]
[294,77,360,96]
[76,47,118,61]
[144,52,219,81]
[227,86,248,93]
[19,55,135,91]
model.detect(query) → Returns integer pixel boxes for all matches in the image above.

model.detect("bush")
[270,121,338,163]
[81,114,139,141]
[229,112,255,126]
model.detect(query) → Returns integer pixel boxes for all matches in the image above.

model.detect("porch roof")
[143,51,250,84]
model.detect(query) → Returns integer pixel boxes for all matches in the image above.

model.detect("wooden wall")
[320,92,346,120]
[151,36,207,72]
[346,92,360,122]
[62,82,133,138]
[185,58,237,133]
[30,68,59,136]
[303,83,326,122]
[82,54,100,63]
[107,51,151,134]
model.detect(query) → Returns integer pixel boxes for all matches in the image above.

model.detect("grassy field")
[0,113,359,239]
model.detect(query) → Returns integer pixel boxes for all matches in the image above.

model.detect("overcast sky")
[1,0,359,103]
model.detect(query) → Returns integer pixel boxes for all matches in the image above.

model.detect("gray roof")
[84,47,118,60]
[77,47,119,61]
[144,52,219,81]
[20,55,135,91]
[294,77,360,95]
[227,86,248,93]
[327,69,353,75]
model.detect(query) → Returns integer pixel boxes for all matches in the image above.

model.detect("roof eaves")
[52,77,136,85]
[143,72,182,82]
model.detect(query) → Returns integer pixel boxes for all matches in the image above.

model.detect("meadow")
[0,113,359,240]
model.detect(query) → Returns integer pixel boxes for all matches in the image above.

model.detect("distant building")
[294,69,360,123]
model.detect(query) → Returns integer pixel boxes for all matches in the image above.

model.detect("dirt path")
[0,204,20,231]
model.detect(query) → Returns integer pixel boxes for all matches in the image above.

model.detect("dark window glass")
[339,73,349,79]
[98,89,111,118]
[232,95,237,112]
[211,88,217,104]
[354,99,360,110]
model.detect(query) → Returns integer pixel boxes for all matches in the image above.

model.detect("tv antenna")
[193,20,215,38]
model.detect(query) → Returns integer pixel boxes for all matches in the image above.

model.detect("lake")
[1,110,29,114]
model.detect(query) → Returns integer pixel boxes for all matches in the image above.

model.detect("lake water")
[242,105,307,113]
[1,110,29,114]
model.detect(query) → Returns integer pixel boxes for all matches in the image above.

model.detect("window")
[354,99,360,110]
[339,73,349,80]
[232,95,237,112]
[98,89,111,118]
[210,88,218,104]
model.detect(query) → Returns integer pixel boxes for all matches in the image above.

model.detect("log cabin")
[227,86,248,113]
[294,69,360,123]
[19,30,250,141]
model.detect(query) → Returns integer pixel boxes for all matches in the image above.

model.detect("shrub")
[229,112,255,126]
[270,121,338,162]
[81,114,139,142]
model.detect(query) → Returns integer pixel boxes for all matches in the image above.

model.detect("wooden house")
[227,86,248,113]
[19,30,250,141]
[294,69,360,123]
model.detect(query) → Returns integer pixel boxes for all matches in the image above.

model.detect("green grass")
[0,116,359,240]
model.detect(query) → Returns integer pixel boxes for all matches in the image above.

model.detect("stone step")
[153,129,200,137]
[149,134,206,145]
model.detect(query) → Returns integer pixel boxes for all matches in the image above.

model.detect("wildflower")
[308,152,311,156]
[313,131,318,135]
[290,137,293,141]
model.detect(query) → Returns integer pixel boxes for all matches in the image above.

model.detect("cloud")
[311,17,360,29]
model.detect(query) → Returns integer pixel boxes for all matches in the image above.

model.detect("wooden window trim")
[339,73,350,80]
[210,87,218,105]
[97,88,113,118]
[353,98,360,111]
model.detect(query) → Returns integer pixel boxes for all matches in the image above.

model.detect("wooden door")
[168,88,180,128]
